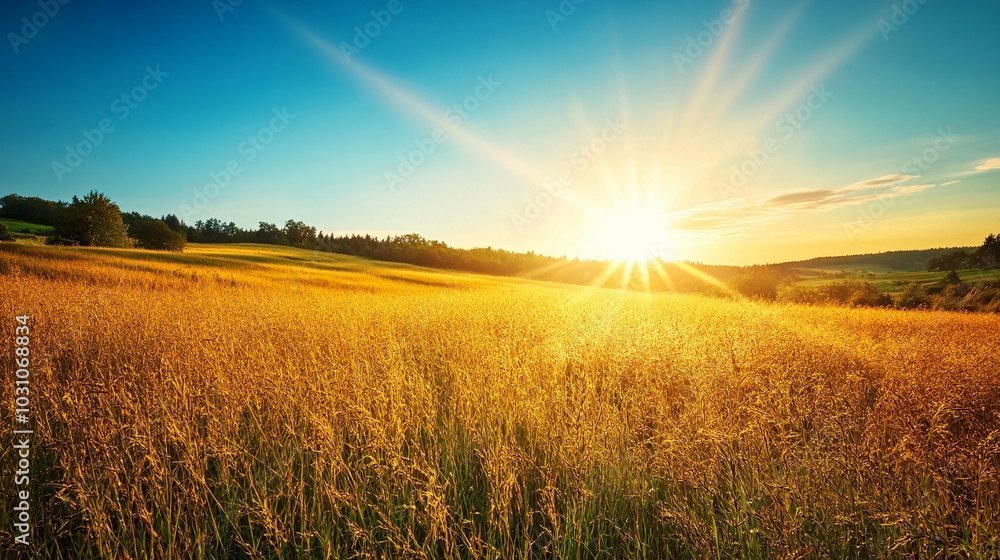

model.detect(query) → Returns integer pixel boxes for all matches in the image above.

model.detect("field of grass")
[794,268,1000,295]
[0,219,53,235]
[1,243,999,558]
[782,247,977,274]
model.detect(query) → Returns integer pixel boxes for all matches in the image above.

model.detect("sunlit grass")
[1,243,998,558]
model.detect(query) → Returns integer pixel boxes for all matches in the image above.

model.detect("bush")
[896,282,931,309]
[0,222,12,242]
[778,281,892,308]
[729,268,782,300]
[847,282,894,308]
[124,215,186,251]
[932,281,1000,313]
[777,284,824,305]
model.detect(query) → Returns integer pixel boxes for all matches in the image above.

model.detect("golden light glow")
[587,205,670,263]
[277,3,880,280]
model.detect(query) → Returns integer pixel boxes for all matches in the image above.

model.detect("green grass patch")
[794,268,999,294]
[0,218,54,235]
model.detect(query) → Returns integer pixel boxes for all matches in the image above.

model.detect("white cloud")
[667,174,937,234]
[974,158,1000,172]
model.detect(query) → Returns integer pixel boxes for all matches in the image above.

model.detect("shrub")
[779,281,892,308]
[729,268,782,300]
[846,282,894,308]
[896,282,931,309]
[126,217,186,251]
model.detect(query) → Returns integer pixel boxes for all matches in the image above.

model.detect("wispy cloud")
[841,173,915,191]
[761,174,925,211]
[974,157,1000,172]
[667,174,936,235]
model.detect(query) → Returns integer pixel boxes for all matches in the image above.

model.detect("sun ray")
[675,0,751,138]
[653,15,882,206]
[646,258,677,292]
[698,3,808,132]
[671,260,741,297]
[278,16,551,189]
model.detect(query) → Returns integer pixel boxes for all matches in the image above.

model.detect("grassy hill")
[793,267,999,295]
[0,218,54,235]
[1,218,53,245]
[776,247,976,274]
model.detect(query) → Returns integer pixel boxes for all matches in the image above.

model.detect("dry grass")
[1,243,998,558]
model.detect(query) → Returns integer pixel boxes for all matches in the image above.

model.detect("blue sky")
[2,0,999,264]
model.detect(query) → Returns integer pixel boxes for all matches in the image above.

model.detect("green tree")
[978,233,999,268]
[122,213,185,251]
[256,222,288,245]
[52,191,131,247]
[0,222,12,242]
[927,249,969,272]
[161,214,183,232]
[284,220,317,248]
[0,194,64,225]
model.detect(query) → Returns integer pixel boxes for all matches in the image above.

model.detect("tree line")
[927,237,1000,271]
[2,191,997,309]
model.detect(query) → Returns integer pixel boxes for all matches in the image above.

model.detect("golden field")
[1,243,998,559]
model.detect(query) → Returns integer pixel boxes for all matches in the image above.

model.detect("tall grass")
[1,244,998,558]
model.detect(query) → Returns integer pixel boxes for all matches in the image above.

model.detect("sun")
[589,205,672,263]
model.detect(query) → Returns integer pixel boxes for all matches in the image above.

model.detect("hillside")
[776,247,976,274]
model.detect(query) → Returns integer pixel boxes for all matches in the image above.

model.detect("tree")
[927,250,969,272]
[0,194,64,225]
[0,222,12,242]
[728,267,782,300]
[51,191,131,247]
[122,213,185,251]
[977,233,1000,268]
[943,270,962,286]
[161,214,183,232]
[256,222,287,245]
[284,220,317,248]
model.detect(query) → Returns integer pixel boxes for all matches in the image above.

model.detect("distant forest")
[2,191,998,307]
